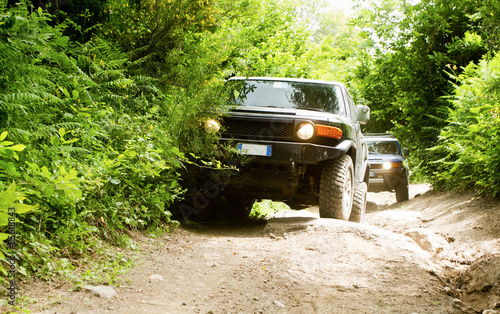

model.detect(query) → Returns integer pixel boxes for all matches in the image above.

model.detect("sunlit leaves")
[105,0,218,56]
[351,0,494,184]
[430,52,500,196]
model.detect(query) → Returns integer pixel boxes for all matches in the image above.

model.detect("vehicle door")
[342,87,366,183]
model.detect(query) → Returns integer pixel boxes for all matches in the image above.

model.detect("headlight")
[382,162,392,170]
[204,119,220,133]
[296,122,315,140]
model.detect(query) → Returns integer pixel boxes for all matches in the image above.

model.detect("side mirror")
[403,148,409,158]
[356,105,370,125]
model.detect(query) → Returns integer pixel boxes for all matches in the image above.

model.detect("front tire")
[225,196,255,220]
[350,182,367,223]
[395,177,409,202]
[319,155,354,219]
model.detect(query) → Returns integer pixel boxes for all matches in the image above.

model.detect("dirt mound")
[366,185,500,312]
[454,254,500,312]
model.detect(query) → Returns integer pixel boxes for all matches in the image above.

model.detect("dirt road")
[25,185,500,313]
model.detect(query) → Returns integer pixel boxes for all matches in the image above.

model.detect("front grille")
[222,119,294,139]
[369,163,383,169]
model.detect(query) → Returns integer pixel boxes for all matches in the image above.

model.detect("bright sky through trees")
[328,0,354,15]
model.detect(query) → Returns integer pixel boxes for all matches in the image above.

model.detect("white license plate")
[370,171,376,177]
[237,143,272,156]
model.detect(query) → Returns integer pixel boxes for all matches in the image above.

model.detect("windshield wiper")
[264,106,326,112]
[299,108,325,112]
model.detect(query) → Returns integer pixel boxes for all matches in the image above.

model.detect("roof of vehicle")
[228,76,344,86]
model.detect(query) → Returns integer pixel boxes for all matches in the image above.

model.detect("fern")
[102,78,134,88]
[31,125,60,140]
[0,100,27,113]
[5,128,31,141]
[428,53,500,196]
[129,52,153,67]
[105,58,129,70]
[52,122,84,130]
[95,94,124,102]
[58,145,90,155]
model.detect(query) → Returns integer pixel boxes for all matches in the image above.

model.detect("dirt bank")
[12,185,500,313]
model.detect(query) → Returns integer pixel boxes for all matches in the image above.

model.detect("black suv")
[365,133,409,202]
[195,77,371,222]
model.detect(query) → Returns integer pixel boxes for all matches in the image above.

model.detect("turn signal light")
[316,124,342,139]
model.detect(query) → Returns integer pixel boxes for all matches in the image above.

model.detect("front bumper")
[220,138,352,164]
[368,167,408,191]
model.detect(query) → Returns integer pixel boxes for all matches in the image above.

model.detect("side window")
[342,87,356,122]
[337,87,347,116]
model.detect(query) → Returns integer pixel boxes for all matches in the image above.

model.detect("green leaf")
[14,203,36,214]
[18,266,27,276]
[169,180,178,189]
[0,183,18,207]
[0,131,7,141]
[41,166,51,177]
[0,140,13,146]
[171,147,181,155]
[7,144,25,152]
[42,185,55,197]
[59,87,70,98]
[0,232,10,242]
[0,213,9,226]
[124,150,136,158]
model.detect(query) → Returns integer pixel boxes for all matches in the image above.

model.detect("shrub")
[429,52,500,196]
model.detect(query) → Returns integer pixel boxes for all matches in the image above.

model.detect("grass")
[249,200,291,219]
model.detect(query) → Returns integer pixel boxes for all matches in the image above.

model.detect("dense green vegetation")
[352,0,499,186]
[430,53,500,196]
[0,0,498,301]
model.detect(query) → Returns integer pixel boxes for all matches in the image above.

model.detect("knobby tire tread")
[319,155,354,219]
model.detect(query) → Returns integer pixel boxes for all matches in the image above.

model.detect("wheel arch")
[346,142,369,186]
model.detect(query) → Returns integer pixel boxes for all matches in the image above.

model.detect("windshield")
[367,141,400,155]
[232,80,343,114]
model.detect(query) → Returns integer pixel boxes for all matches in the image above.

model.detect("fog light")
[296,122,315,140]
[204,119,220,133]
[382,162,392,170]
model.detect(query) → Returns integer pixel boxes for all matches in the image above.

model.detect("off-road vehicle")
[200,77,371,222]
[365,133,409,202]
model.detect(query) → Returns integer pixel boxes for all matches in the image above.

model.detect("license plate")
[370,171,376,177]
[237,143,272,156]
